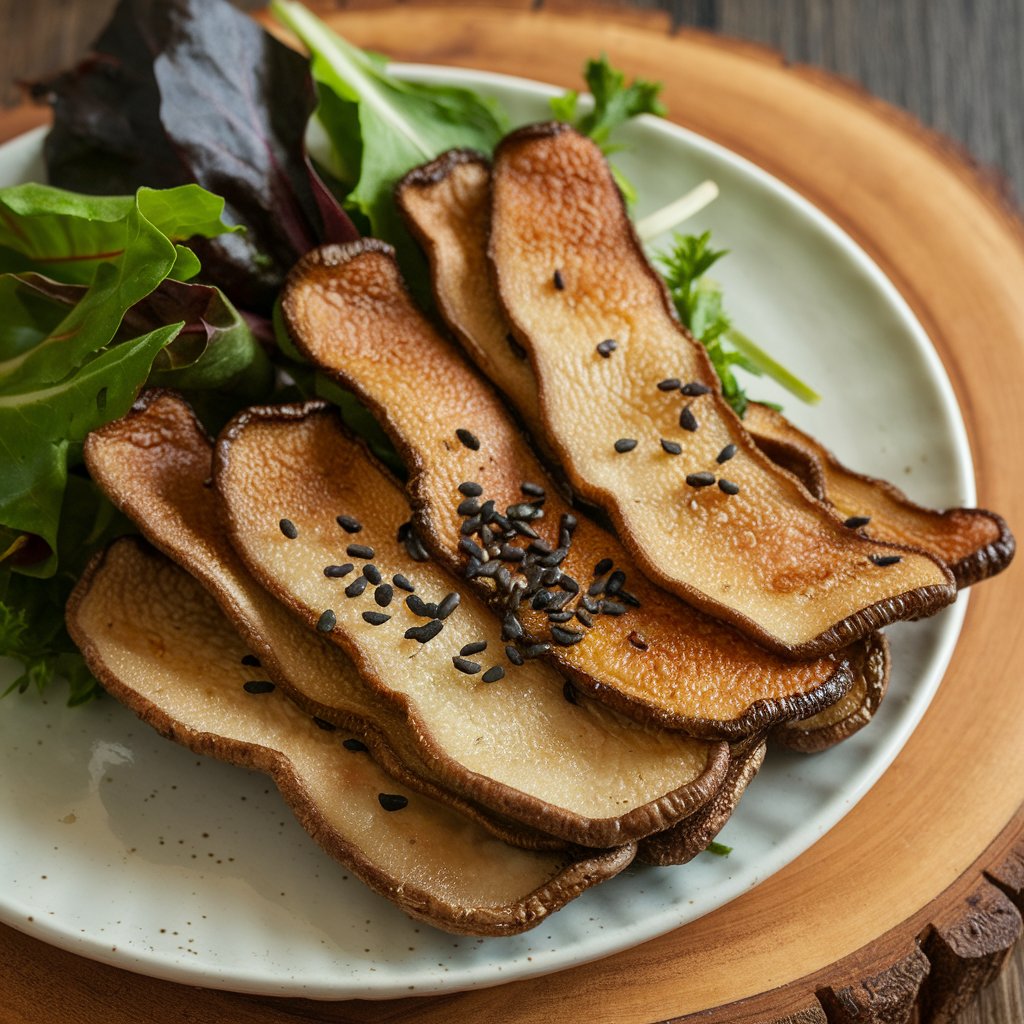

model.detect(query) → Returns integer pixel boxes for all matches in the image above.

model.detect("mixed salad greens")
[0,0,815,704]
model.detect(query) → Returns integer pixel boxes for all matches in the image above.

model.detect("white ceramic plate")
[0,65,972,999]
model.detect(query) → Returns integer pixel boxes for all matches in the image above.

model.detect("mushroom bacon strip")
[486,123,954,657]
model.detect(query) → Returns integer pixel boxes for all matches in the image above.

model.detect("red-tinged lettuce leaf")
[33,0,357,312]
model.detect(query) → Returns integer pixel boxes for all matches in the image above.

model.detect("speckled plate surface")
[0,66,971,999]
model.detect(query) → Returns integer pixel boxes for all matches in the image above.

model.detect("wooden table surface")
[2,1,1023,1021]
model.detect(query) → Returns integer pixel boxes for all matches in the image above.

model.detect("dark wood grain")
[0,2,1023,1022]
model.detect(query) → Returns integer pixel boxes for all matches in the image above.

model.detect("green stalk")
[725,327,821,405]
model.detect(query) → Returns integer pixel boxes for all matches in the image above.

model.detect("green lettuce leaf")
[270,0,507,254]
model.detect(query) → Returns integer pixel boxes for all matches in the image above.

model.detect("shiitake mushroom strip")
[487,123,955,657]
[774,629,890,754]
[214,401,731,846]
[66,538,634,937]
[742,403,1014,590]
[638,740,766,866]
[279,242,855,739]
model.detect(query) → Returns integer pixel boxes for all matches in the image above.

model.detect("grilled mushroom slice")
[774,630,891,754]
[84,391,556,851]
[66,538,634,936]
[214,401,734,846]
[398,150,545,439]
[278,241,857,740]
[487,122,955,657]
[742,402,1014,589]
[638,740,767,866]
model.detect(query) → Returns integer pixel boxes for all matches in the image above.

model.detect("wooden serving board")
[2,4,1024,1022]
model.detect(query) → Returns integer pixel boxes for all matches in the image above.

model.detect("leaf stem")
[725,327,821,405]
[636,180,719,242]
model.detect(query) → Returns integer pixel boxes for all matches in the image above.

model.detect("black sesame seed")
[362,611,390,626]
[378,793,408,812]
[500,544,526,562]
[531,590,555,610]
[279,518,298,539]
[403,530,431,563]
[600,600,627,616]
[870,554,903,567]
[563,680,578,705]
[587,577,607,597]
[453,657,481,675]
[551,626,584,646]
[502,614,524,642]
[243,679,275,694]
[492,513,512,532]
[559,575,580,595]
[680,381,712,396]
[458,537,486,561]
[346,543,375,559]
[507,502,544,521]
[716,444,737,464]
[316,609,337,632]
[324,563,354,579]
[241,654,261,667]
[374,584,394,607]
[406,595,438,618]
[546,590,571,610]
[606,570,626,595]
[614,438,638,453]
[511,520,540,539]
[521,482,545,497]
[575,608,594,628]
[345,577,368,598]
[718,479,740,495]
[548,610,574,623]
[336,514,362,533]
[393,574,415,593]
[343,737,367,751]
[475,560,501,579]
[560,512,578,533]
[496,567,513,591]
[456,428,480,451]
[505,645,525,666]
[844,515,872,529]
[679,405,699,432]
[405,620,444,643]
[661,439,683,455]
[619,590,642,608]
[459,481,483,497]
[581,594,601,613]
[464,557,482,579]
[522,642,551,659]
[460,641,487,657]
[363,564,382,584]
[628,630,649,651]
[596,338,617,357]
[313,717,336,731]
[657,378,681,392]
[594,558,613,576]
[553,268,565,290]
[436,592,461,619]
[457,497,481,517]
[529,539,553,557]
[686,472,716,488]
[482,666,505,683]
[460,515,483,536]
